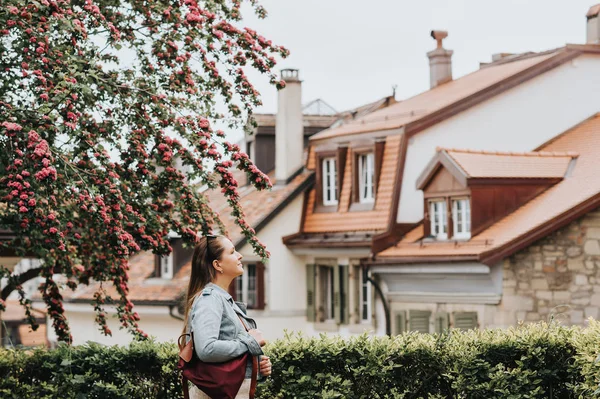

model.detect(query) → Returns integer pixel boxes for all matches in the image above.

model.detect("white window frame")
[360,268,372,323]
[160,254,173,279]
[318,266,335,322]
[452,198,471,239]
[429,200,448,240]
[235,263,258,308]
[358,153,375,203]
[321,157,338,206]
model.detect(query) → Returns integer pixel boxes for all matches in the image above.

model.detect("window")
[360,268,371,322]
[321,157,338,206]
[160,254,173,279]
[233,263,260,309]
[429,200,447,239]
[318,266,335,322]
[247,140,254,161]
[452,198,471,239]
[358,153,374,203]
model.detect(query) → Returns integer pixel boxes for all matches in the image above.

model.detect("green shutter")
[334,264,341,324]
[434,312,449,333]
[394,311,407,335]
[306,264,316,322]
[353,266,361,323]
[340,265,350,325]
[409,310,431,333]
[453,312,478,330]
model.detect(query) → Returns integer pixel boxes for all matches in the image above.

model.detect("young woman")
[182,234,272,399]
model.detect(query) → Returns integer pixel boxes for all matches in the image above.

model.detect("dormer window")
[358,153,374,203]
[159,254,173,279]
[429,200,448,239]
[452,198,471,239]
[322,157,338,206]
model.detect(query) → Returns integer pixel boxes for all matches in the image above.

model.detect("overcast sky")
[240,0,599,117]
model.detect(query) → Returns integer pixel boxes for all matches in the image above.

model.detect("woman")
[181,234,272,399]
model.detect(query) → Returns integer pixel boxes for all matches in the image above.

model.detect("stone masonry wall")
[493,208,600,327]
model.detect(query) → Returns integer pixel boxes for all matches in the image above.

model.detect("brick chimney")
[587,4,600,44]
[427,30,453,88]
[275,69,303,184]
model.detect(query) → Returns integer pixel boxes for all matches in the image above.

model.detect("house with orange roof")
[370,113,600,333]
[283,5,600,336]
[1,300,47,348]
[46,70,396,345]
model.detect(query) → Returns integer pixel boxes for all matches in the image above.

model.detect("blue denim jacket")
[188,282,263,378]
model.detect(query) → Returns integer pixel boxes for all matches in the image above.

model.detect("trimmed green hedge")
[1,321,600,398]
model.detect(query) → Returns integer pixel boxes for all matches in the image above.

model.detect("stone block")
[571,310,585,324]
[516,311,527,322]
[566,246,583,258]
[572,297,591,306]
[502,295,534,311]
[526,312,541,321]
[537,290,553,300]
[572,290,592,299]
[575,274,589,285]
[584,240,600,255]
[553,291,571,302]
[585,261,595,270]
[534,261,543,271]
[504,279,517,288]
[585,306,599,319]
[591,294,600,306]
[587,227,600,239]
[531,278,549,290]
[568,259,585,271]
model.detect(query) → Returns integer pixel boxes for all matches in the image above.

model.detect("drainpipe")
[364,267,391,336]
[168,305,184,321]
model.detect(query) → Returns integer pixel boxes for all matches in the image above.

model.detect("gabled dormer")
[416,148,578,240]
[154,235,193,279]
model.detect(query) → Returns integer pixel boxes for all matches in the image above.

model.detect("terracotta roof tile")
[1,300,46,321]
[444,148,576,179]
[301,135,402,233]
[310,52,561,141]
[378,113,600,260]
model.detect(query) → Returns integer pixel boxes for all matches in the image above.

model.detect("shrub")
[1,321,599,398]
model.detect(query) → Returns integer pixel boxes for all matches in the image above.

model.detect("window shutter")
[453,312,478,330]
[394,311,407,335]
[339,265,349,325]
[306,264,316,322]
[333,264,341,324]
[353,266,361,324]
[409,310,431,333]
[256,262,265,310]
[434,312,449,333]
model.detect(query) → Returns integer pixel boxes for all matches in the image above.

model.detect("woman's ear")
[212,259,222,273]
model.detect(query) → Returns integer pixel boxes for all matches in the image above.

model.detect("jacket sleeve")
[191,294,263,362]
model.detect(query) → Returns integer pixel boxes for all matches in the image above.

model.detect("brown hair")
[181,235,227,334]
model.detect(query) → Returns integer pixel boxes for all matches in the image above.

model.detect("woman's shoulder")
[191,286,225,309]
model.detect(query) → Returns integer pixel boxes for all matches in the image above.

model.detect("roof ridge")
[438,147,579,158]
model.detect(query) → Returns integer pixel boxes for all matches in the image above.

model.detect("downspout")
[365,267,391,336]
[168,305,184,321]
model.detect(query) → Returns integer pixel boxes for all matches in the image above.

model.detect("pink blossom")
[19,206,28,213]
[2,121,22,131]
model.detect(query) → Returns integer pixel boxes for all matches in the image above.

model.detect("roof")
[1,300,45,321]
[299,134,402,235]
[375,113,600,264]
[445,149,577,179]
[416,148,577,189]
[302,99,338,116]
[309,46,600,142]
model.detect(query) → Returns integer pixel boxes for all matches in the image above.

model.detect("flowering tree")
[0,0,287,342]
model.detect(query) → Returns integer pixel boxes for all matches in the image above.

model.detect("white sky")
[241,0,599,116]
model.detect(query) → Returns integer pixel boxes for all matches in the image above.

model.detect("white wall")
[239,194,310,340]
[398,54,600,223]
[49,303,183,346]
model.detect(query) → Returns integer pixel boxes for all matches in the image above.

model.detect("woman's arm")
[191,294,263,362]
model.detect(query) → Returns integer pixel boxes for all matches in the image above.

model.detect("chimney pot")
[587,4,600,44]
[427,30,453,89]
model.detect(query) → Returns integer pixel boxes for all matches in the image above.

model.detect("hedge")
[1,321,600,398]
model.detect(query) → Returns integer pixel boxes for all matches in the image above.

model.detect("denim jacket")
[188,282,263,378]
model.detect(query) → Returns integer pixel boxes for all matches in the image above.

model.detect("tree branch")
[1,266,44,301]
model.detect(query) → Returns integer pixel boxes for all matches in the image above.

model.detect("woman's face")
[214,237,244,279]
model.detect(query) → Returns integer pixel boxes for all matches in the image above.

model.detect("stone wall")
[493,208,600,327]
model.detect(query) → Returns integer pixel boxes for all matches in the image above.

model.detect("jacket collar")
[206,282,233,303]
